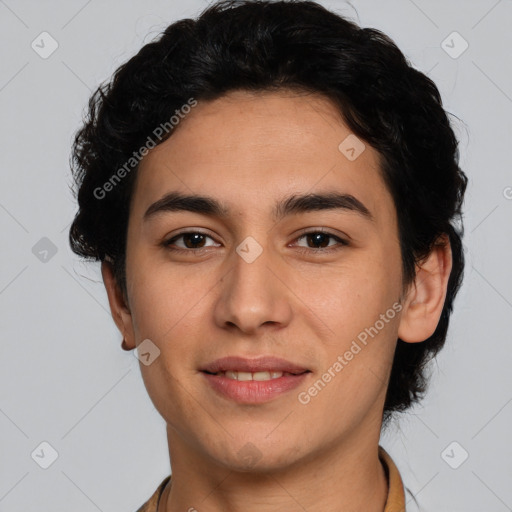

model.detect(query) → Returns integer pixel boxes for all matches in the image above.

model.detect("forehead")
[132,90,392,223]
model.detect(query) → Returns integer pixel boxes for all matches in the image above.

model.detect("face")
[111,90,408,471]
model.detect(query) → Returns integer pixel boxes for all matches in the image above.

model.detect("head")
[69,0,466,467]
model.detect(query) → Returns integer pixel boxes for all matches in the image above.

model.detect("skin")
[102,89,452,511]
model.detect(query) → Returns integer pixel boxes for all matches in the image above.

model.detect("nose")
[213,239,293,334]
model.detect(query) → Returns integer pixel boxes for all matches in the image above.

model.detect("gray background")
[0,0,511,510]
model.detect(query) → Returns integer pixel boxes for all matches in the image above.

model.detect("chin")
[209,438,305,474]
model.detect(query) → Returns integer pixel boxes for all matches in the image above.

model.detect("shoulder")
[378,445,406,512]
[135,475,171,512]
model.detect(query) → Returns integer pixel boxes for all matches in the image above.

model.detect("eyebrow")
[143,191,374,222]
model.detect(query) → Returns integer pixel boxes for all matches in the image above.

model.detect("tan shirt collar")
[379,445,407,512]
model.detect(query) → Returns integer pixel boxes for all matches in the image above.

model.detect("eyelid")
[293,226,348,238]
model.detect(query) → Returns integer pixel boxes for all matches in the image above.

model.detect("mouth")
[200,356,311,404]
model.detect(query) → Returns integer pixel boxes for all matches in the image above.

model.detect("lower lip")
[201,372,310,404]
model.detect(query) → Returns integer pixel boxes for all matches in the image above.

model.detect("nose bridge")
[232,236,272,294]
[215,234,291,332]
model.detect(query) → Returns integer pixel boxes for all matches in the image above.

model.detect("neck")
[160,424,388,512]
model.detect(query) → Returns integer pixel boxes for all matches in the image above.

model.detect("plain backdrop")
[0,0,511,511]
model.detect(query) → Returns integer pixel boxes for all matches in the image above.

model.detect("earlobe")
[101,260,136,350]
[398,235,452,343]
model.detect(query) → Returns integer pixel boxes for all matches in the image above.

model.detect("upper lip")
[201,356,310,374]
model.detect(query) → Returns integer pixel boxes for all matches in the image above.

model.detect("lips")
[202,367,310,404]
[200,355,310,375]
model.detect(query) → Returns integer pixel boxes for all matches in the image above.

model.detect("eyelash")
[162,229,349,254]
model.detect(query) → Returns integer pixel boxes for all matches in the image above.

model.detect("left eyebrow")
[143,191,374,223]
[274,192,374,222]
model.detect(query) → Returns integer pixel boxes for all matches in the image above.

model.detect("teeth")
[219,370,285,381]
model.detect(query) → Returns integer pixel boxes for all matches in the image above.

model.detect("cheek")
[127,255,208,341]
[303,248,402,407]
[306,254,402,341]
[127,261,207,421]
[298,263,401,431]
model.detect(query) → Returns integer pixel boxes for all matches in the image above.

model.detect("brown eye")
[305,232,332,248]
[181,233,207,248]
[164,231,218,251]
[295,231,348,251]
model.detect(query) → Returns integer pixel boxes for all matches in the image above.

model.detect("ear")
[398,235,452,343]
[101,260,136,350]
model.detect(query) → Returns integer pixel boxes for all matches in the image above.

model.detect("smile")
[201,370,310,403]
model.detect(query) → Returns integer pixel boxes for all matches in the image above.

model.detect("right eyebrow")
[144,192,230,221]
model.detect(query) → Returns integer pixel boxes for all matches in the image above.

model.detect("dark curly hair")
[68,0,467,428]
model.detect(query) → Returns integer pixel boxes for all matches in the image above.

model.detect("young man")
[68,1,467,510]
